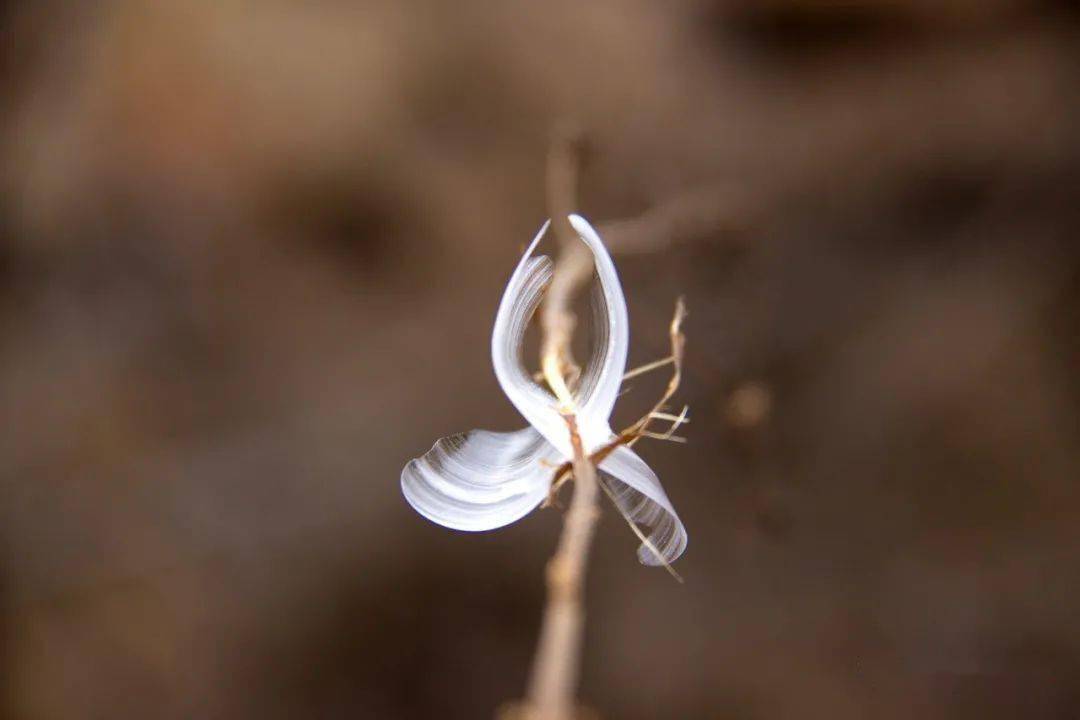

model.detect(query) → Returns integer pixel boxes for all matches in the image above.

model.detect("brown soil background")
[2,1,1079,718]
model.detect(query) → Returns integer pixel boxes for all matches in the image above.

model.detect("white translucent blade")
[401,427,559,531]
[599,445,688,565]
[567,215,629,447]
[491,222,572,456]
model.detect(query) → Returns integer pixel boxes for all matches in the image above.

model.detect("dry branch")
[598,184,748,254]
[522,123,598,720]
[521,125,706,719]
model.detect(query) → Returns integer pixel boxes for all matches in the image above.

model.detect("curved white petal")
[490,222,572,456]
[568,215,629,448]
[401,427,559,531]
[599,445,688,565]
[491,216,629,455]
[575,280,609,404]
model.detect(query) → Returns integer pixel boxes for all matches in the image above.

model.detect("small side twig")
[622,297,687,447]
[539,123,592,401]
[544,299,689,581]
[598,184,748,254]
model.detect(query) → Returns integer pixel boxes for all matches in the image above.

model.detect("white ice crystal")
[401,215,687,565]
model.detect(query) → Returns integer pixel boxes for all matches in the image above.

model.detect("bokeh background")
[2,1,1079,718]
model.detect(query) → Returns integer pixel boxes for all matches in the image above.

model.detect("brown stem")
[521,125,706,718]
[522,123,597,720]
[525,416,599,720]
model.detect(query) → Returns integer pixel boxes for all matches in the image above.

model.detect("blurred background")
[2,1,1079,718]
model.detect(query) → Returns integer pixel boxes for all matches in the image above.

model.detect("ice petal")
[599,445,688,565]
[490,224,573,456]
[568,215,629,447]
[491,216,629,454]
[401,427,559,531]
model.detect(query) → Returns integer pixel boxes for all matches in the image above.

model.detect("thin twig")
[622,297,687,447]
[521,128,702,720]
[543,301,690,535]
[650,409,689,424]
[539,122,591,401]
[593,298,689,577]
[622,355,675,381]
[639,430,688,443]
[525,415,600,720]
[523,123,598,720]
[598,183,748,254]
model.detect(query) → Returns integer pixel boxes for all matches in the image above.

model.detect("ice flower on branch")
[401,215,687,566]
